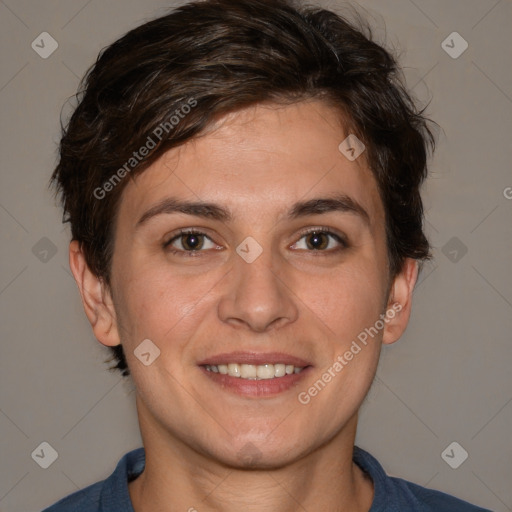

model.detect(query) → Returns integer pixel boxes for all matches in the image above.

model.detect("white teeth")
[274,364,286,377]
[257,364,275,379]
[227,363,241,378]
[240,364,257,379]
[205,363,305,379]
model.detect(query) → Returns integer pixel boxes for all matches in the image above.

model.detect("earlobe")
[68,240,121,347]
[382,258,419,345]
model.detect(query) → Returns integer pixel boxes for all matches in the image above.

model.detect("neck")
[129,401,374,512]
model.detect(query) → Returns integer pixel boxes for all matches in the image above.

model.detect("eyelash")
[163,227,348,257]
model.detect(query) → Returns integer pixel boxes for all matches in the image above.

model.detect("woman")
[44,0,492,510]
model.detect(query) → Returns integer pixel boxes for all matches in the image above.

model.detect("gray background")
[0,0,511,511]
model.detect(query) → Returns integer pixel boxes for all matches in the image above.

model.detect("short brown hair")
[51,0,436,376]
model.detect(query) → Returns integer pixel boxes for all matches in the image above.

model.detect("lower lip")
[199,366,312,397]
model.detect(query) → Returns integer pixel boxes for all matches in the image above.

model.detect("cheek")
[113,262,221,355]
[293,262,387,426]
[299,256,388,344]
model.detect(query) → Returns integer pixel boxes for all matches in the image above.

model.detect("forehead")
[119,100,384,228]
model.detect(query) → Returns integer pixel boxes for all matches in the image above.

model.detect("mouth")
[198,352,313,397]
[203,362,305,379]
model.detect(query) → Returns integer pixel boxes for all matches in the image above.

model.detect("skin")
[70,100,418,512]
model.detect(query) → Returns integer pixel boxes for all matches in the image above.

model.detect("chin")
[202,432,310,471]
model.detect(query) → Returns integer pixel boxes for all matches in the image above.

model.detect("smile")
[204,363,305,380]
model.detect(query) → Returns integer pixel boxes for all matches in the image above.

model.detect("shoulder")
[353,446,493,512]
[41,482,103,511]
[41,448,145,512]
[388,475,494,512]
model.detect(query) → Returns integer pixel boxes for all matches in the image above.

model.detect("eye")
[163,227,348,257]
[291,228,348,252]
[163,230,218,255]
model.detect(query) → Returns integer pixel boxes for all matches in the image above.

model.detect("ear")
[68,240,121,347]
[382,258,419,345]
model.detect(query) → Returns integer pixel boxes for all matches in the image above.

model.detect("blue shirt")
[42,446,493,511]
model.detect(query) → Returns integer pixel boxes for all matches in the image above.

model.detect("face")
[76,100,416,468]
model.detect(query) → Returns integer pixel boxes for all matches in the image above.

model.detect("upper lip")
[198,351,312,367]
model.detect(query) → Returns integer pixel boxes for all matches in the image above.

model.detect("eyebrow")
[135,193,370,228]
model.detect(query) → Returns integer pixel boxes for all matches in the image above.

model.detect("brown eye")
[164,230,217,254]
[179,233,204,251]
[291,229,348,252]
[305,232,330,250]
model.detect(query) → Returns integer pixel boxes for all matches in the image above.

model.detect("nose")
[217,245,299,332]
